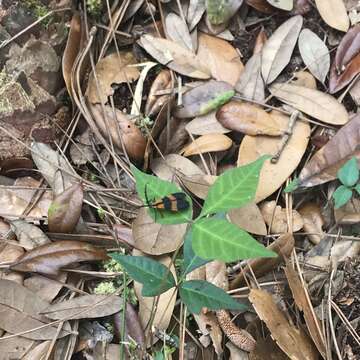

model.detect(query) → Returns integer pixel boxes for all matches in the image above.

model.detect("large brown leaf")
[138,34,210,79]
[186,111,230,135]
[9,240,108,275]
[196,32,244,86]
[165,12,193,51]
[298,114,360,187]
[270,83,348,125]
[314,0,349,32]
[181,133,232,156]
[261,16,303,84]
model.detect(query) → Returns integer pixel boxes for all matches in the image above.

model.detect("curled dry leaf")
[230,233,294,289]
[298,114,360,187]
[186,110,231,135]
[90,104,146,161]
[261,15,303,84]
[48,182,83,233]
[10,219,50,250]
[9,240,108,275]
[181,133,232,156]
[132,208,187,255]
[133,250,177,346]
[216,101,283,136]
[260,201,304,233]
[315,0,349,32]
[228,202,267,235]
[166,12,193,51]
[151,153,204,182]
[298,203,324,244]
[284,262,326,358]
[335,25,360,71]
[175,80,234,118]
[42,294,123,320]
[270,83,348,125]
[238,111,310,202]
[86,52,140,104]
[145,69,172,117]
[249,289,318,360]
[139,34,210,79]
[298,29,330,83]
[196,32,244,86]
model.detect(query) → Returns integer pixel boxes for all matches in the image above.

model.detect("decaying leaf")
[261,15,303,84]
[270,83,348,125]
[175,80,235,118]
[260,201,304,233]
[298,203,324,244]
[315,0,349,32]
[42,294,123,320]
[166,12,193,51]
[298,114,360,187]
[216,101,283,136]
[284,262,326,358]
[249,289,318,360]
[86,52,140,104]
[186,110,231,135]
[238,111,310,202]
[132,208,187,255]
[10,240,108,275]
[196,32,244,86]
[90,104,146,161]
[230,233,294,289]
[228,202,267,235]
[181,133,232,156]
[133,250,177,346]
[298,29,330,83]
[48,182,83,233]
[139,34,211,79]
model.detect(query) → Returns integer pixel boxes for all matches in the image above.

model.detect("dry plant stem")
[271,110,300,164]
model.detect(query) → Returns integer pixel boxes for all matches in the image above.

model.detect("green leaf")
[355,183,360,195]
[131,165,192,225]
[284,178,299,193]
[192,218,277,262]
[333,185,353,209]
[338,157,359,187]
[200,156,269,217]
[179,280,247,314]
[183,228,210,275]
[110,254,176,296]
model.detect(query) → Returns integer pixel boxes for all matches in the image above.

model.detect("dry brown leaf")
[238,111,310,202]
[132,208,187,255]
[249,289,318,360]
[181,173,217,199]
[186,110,231,135]
[90,104,146,161]
[133,250,177,347]
[284,262,326,358]
[166,12,193,51]
[253,28,267,54]
[291,70,317,89]
[139,34,210,79]
[270,83,349,125]
[335,25,360,71]
[42,294,123,320]
[228,202,267,235]
[267,0,293,10]
[187,0,206,31]
[335,197,360,224]
[230,233,294,289]
[260,201,304,233]
[86,52,140,104]
[216,101,283,136]
[298,114,360,187]
[315,0,349,32]
[181,133,232,156]
[298,203,324,244]
[0,335,34,359]
[151,154,204,182]
[196,32,244,86]
[261,15,303,84]
[22,341,51,360]
[246,0,276,13]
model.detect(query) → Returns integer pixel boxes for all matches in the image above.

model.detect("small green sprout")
[333,157,360,209]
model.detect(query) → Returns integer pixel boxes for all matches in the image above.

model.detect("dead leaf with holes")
[249,289,318,360]
[238,111,310,202]
[86,52,140,104]
[260,201,303,233]
[181,133,232,156]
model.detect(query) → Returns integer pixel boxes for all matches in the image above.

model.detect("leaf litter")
[0,0,359,358]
